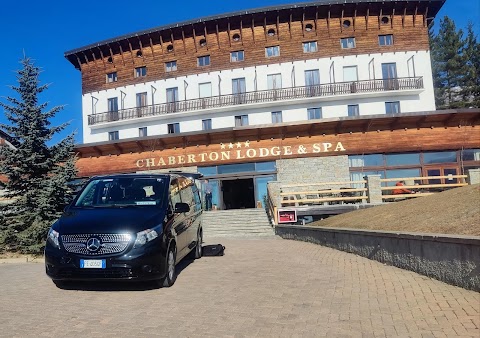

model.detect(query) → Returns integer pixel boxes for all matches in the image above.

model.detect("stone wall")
[275,156,350,184]
[276,225,480,292]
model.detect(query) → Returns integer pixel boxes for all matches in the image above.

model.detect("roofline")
[65,0,446,57]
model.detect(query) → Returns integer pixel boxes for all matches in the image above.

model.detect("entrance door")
[255,175,275,208]
[232,78,246,104]
[424,166,460,185]
[222,178,255,209]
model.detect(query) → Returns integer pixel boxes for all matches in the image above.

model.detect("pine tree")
[461,22,480,107]
[0,57,77,254]
[429,22,445,108]
[431,16,466,109]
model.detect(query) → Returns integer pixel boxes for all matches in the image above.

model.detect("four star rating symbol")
[220,140,250,149]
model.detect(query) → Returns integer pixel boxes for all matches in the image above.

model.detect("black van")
[44,173,203,287]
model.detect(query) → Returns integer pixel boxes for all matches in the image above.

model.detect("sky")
[0,0,478,145]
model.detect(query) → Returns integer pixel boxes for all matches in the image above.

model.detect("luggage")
[202,244,225,256]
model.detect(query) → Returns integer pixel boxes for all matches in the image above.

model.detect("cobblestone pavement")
[0,238,478,338]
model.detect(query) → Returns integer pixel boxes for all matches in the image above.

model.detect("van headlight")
[134,229,158,248]
[47,228,60,249]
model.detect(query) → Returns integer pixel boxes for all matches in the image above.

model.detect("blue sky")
[0,0,478,145]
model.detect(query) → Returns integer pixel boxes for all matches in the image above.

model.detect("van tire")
[188,230,202,260]
[162,246,177,287]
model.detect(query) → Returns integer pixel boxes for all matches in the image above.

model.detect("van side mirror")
[174,202,190,213]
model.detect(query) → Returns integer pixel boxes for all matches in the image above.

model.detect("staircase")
[202,209,276,238]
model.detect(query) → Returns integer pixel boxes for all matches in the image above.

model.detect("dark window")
[106,72,117,83]
[303,41,318,53]
[234,115,248,127]
[267,29,276,36]
[386,153,421,166]
[199,39,207,47]
[108,131,119,141]
[198,55,210,67]
[385,101,400,115]
[265,46,280,57]
[168,123,180,134]
[423,152,457,164]
[305,24,313,32]
[231,51,244,62]
[165,61,177,72]
[307,108,322,120]
[139,127,147,137]
[202,119,212,130]
[343,20,351,28]
[272,111,282,123]
[232,34,241,42]
[348,105,359,117]
[136,50,143,58]
[381,16,390,25]
[379,34,394,46]
[135,66,147,77]
[349,154,384,167]
[107,98,118,112]
[340,37,356,49]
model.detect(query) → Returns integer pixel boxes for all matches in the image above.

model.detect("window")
[165,61,177,72]
[307,108,322,120]
[234,115,248,127]
[136,92,147,107]
[272,111,282,123]
[386,153,420,166]
[197,55,210,67]
[168,123,180,134]
[381,16,390,25]
[385,101,400,115]
[199,82,212,98]
[232,34,241,42]
[166,87,179,103]
[349,154,384,167]
[379,34,394,46]
[108,131,119,141]
[231,51,244,62]
[340,37,356,49]
[267,29,276,36]
[305,70,320,86]
[305,24,313,32]
[267,74,282,90]
[107,97,118,112]
[423,152,457,164]
[202,119,212,130]
[139,127,147,137]
[135,66,147,77]
[348,105,359,117]
[106,72,117,83]
[303,41,318,53]
[232,78,246,95]
[199,39,207,47]
[265,46,280,57]
[343,20,352,28]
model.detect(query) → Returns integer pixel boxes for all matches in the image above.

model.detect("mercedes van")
[45,173,203,287]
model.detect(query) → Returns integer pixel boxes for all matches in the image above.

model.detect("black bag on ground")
[202,244,225,256]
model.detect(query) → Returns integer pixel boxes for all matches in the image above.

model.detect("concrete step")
[202,208,274,238]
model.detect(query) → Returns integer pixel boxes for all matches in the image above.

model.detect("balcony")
[88,77,424,126]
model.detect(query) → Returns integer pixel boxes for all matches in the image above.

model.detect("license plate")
[80,259,106,269]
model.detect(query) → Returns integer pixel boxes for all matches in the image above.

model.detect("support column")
[366,175,382,204]
[467,169,480,185]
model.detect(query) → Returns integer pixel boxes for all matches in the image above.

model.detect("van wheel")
[162,246,177,287]
[188,230,202,260]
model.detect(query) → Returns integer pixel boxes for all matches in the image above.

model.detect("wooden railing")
[88,77,424,125]
[279,180,368,207]
[380,175,468,201]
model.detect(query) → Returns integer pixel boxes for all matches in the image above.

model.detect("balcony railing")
[88,77,424,125]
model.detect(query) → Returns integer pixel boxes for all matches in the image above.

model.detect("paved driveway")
[0,238,478,337]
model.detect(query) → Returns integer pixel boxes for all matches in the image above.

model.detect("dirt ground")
[310,184,480,236]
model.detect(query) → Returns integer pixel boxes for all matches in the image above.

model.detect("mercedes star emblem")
[86,237,101,252]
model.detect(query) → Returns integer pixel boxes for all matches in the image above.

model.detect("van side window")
[170,178,181,208]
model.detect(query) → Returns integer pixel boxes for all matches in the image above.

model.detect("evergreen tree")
[0,57,77,254]
[429,22,445,108]
[431,16,466,109]
[461,22,480,107]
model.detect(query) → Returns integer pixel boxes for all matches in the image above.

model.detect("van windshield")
[74,177,165,208]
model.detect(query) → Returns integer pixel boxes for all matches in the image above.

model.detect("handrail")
[382,183,467,191]
[381,175,467,183]
[88,77,424,125]
[280,188,367,196]
[281,180,367,188]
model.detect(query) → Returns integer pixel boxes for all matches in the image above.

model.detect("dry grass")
[310,184,480,236]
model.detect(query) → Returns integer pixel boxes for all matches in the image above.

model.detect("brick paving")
[0,238,478,337]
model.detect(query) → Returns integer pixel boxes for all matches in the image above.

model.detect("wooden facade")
[65,1,442,95]
[75,110,480,177]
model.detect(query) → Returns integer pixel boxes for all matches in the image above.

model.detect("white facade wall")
[82,51,436,143]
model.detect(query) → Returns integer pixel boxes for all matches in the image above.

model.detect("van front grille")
[61,233,132,256]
